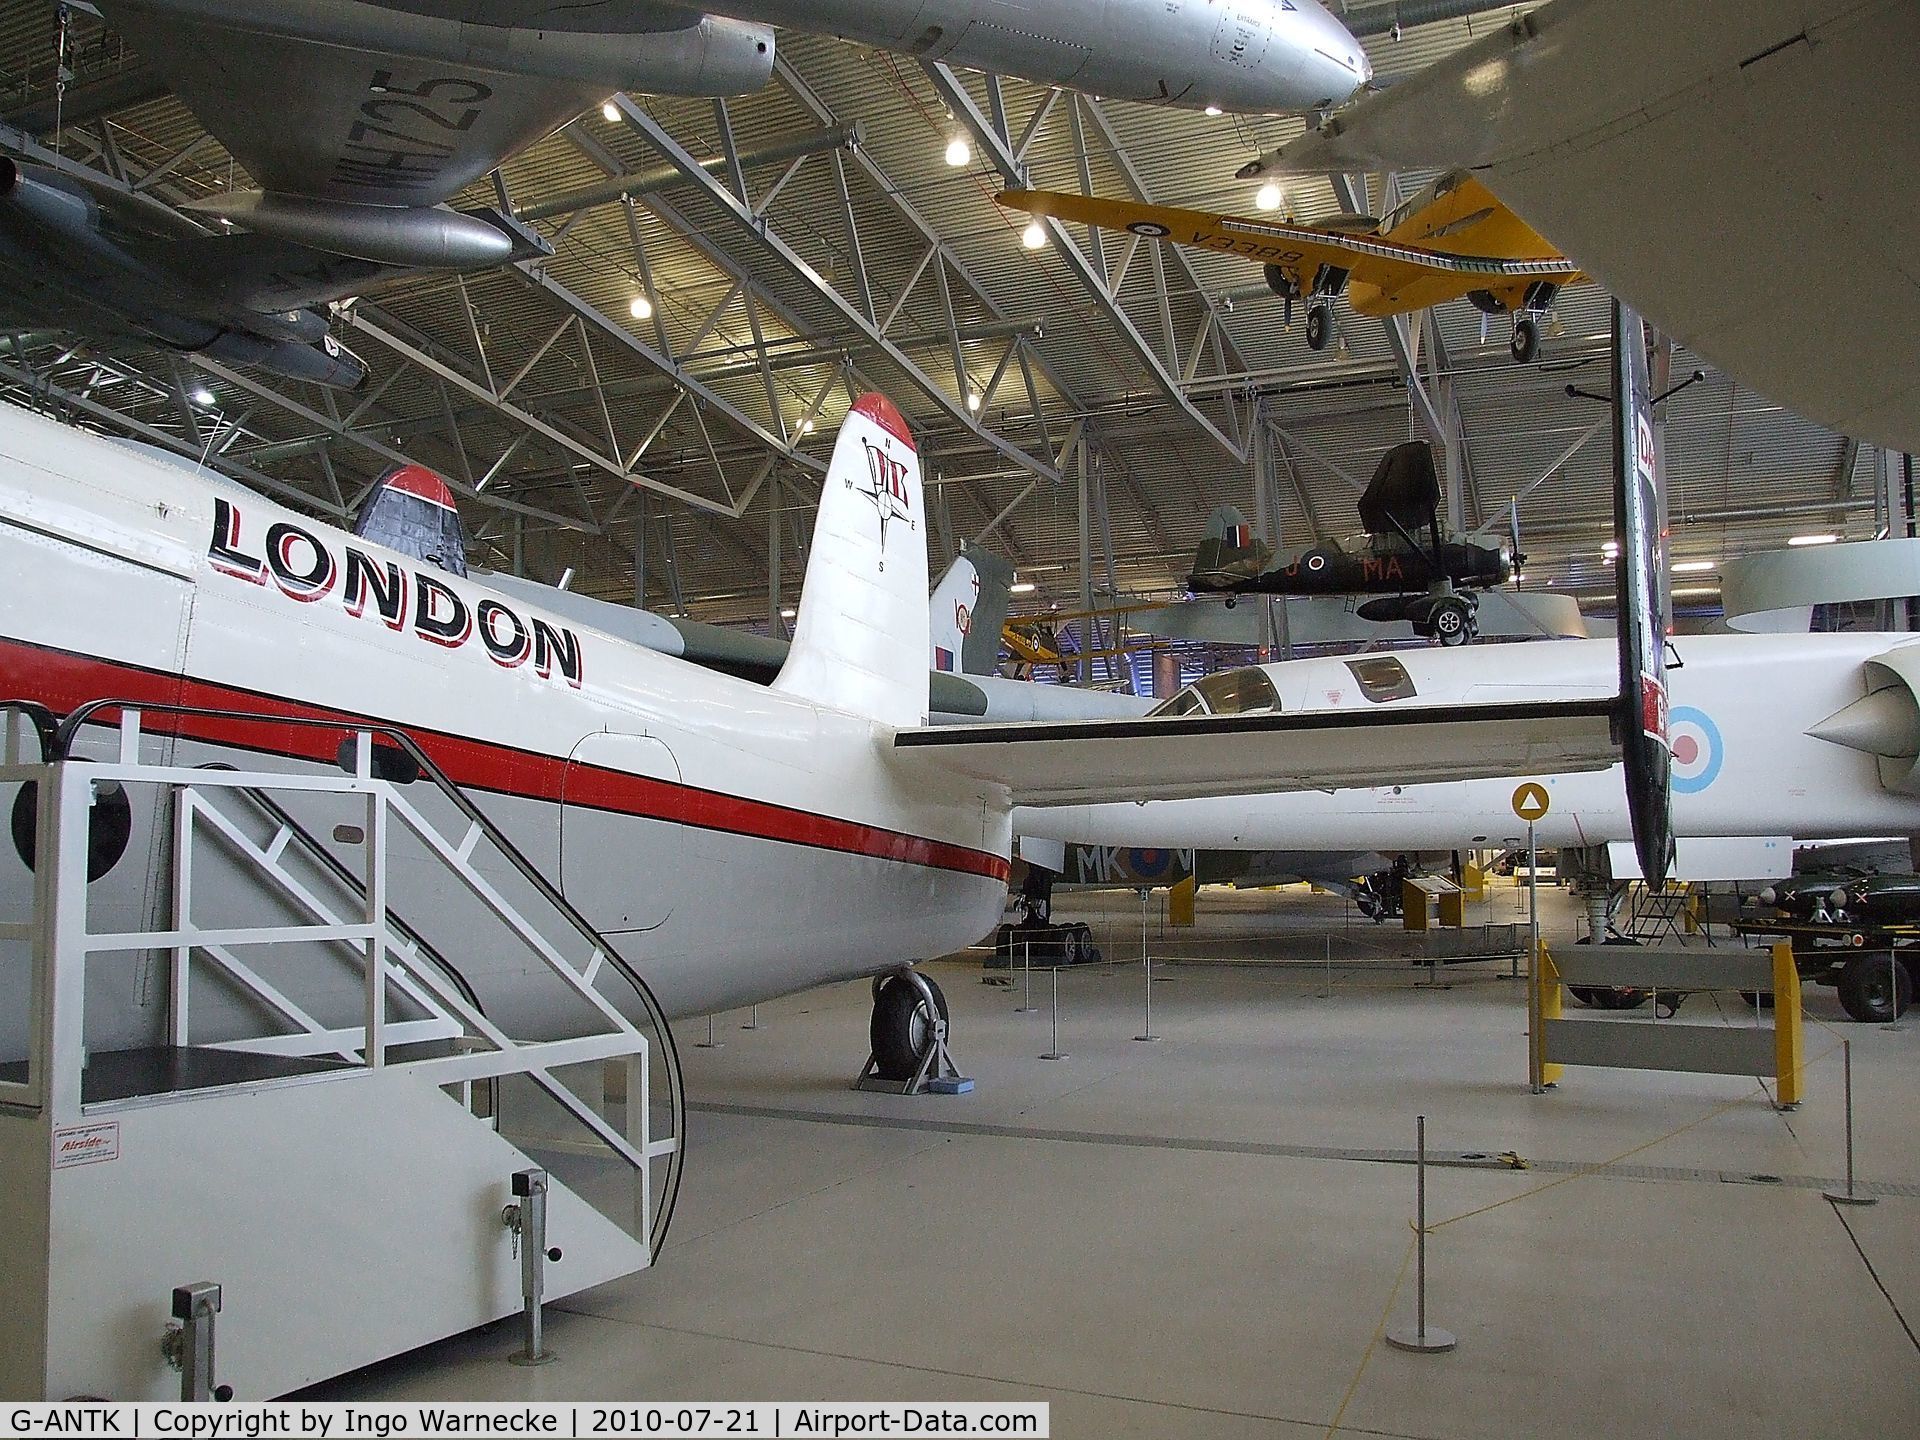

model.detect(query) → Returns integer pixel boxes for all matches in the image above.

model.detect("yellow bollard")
[1169,874,1196,928]
[1773,941,1803,1109]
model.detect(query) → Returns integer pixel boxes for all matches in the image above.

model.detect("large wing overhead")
[98,5,597,206]
[893,699,1618,806]
[1241,0,1920,453]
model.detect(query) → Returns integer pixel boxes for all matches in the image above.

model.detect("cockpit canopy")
[1149,667,1281,718]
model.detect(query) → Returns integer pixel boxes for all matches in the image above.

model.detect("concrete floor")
[310,883,1920,1438]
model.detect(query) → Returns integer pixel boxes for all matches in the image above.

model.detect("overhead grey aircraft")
[0,0,1367,386]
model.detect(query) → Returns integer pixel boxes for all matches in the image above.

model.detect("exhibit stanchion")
[1320,934,1333,1000]
[1017,937,1037,1014]
[1824,1040,1877,1206]
[1135,887,1158,1042]
[1385,1116,1456,1354]
[1520,818,1538,982]
[1041,966,1068,1061]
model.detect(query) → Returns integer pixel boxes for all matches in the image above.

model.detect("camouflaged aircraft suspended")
[997,168,1582,362]
[1188,440,1523,645]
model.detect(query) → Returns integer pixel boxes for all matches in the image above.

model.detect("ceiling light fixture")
[1671,559,1718,573]
[1022,220,1048,251]
[601,100,620,122]
[1788,533,1839,547]
[190,385,215,407]
[1255,182,1283,212]
[1010,581,1037,595]
[1204,105,1224,117]
[944,135,972,167]
[967,390,983,412]
[629,295,653,321]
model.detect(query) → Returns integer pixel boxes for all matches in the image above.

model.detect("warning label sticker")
[53,1121,120,1169]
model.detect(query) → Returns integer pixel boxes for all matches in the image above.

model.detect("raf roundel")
[1668,705,1723,794]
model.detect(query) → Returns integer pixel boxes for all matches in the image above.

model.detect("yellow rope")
[1323,1235,1418,1439]
[1430,1039,1841,1232]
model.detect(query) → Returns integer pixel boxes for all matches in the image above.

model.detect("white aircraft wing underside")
[1252,0,1920,452]
[893,698,1619,806]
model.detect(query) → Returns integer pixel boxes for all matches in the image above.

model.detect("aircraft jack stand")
[852,974,974,1096]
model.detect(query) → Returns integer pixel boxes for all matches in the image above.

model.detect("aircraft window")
[1345,657,1417,703]
[1149,687,1209,718]
[1192,668,1281,716]
[1149,669,1279,719]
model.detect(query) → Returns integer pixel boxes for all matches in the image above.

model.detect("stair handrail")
[48,696,686,1253]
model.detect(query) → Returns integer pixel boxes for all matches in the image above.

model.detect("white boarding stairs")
[0,704,684,1401]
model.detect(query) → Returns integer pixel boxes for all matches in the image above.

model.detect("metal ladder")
[3,697,686,1258]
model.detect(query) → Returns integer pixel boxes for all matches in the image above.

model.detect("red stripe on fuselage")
[0,637,1008,882]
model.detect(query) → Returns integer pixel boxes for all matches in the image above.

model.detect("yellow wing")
[997,189,1579,315]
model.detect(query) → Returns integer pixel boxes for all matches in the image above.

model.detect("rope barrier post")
[1016,936,1037,1014]
[1823,1040,1877,1207]
[1135,887,1158,1041]
[1041,964,1068,1061]
[1386,1115,1456,1354]
[1320,934,1333,1000]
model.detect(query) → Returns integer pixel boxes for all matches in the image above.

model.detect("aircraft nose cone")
[1297,0,1370,102]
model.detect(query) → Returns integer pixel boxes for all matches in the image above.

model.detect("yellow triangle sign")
[1512,783,1551,822]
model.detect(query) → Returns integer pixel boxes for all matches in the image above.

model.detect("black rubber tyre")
[1836,952,1912,1023]
[1572,934,1649,1009]
[1511,315,1540,363]
[870,973,950,1081]
[1305,306,1329,352]
[1430,598,1472,646]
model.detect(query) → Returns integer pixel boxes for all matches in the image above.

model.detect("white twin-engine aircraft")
[0,396,1619,1079]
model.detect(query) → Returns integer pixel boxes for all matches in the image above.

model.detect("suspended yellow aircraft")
[997,170,1582,362]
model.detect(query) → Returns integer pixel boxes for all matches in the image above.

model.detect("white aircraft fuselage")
[0,400,1010,1045]
[1018,635,1920,854]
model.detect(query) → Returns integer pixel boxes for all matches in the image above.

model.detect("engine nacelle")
[1807,646,1920,795]
[203,330,369,391]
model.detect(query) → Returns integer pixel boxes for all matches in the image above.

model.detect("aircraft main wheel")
[1430,598,1472,646]
[1572,935,1649,1010]
[1836,952,1912,1023]
[870,973,950,1081]
[1511,315,1540,363]
[1305,306,1330,352]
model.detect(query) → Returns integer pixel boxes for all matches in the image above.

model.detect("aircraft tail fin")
[929,543,1015,675]
[773,394,929,728]
[1189,505,1271,589]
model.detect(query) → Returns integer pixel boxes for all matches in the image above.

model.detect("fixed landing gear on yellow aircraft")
[1511,314,1540,364]
[1305,304,1332,352]
[854,970,972,1094]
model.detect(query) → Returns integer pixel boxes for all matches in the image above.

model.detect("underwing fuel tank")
[180,192,520,269]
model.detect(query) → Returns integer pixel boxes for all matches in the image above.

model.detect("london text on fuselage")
[207,497,584,688]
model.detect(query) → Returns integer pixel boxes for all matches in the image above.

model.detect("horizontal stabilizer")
[894,698,1619,806]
